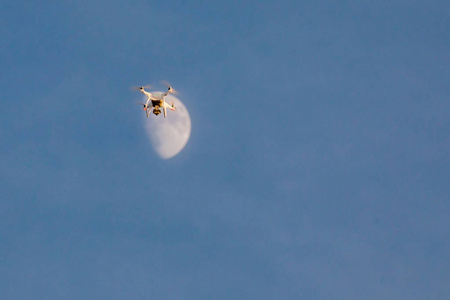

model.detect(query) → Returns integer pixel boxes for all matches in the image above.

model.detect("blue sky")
[1,1,449,299]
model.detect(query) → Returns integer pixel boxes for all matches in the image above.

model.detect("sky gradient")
[1,1,449,299]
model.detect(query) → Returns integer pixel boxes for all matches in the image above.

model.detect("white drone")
[134,82,177,118]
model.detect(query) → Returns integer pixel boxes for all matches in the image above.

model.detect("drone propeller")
[161,80,178,94]
[135,101,149,109]
[131,84,152,91]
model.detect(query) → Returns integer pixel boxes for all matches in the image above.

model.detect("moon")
[143,94,191,159]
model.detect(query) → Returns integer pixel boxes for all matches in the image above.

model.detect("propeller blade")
[131,84,152,91]
[161,80,171,87]
[135,101,147,106]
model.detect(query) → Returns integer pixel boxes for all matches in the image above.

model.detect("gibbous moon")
[143,94,191,159]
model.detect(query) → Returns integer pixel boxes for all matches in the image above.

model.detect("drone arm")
[163,101,176,112]
[163,87,173,98]
[142,90,152,98]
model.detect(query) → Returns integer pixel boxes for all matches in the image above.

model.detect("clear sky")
[1,1,449,299]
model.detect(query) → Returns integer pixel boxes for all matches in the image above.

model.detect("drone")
[135,83,177,118]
